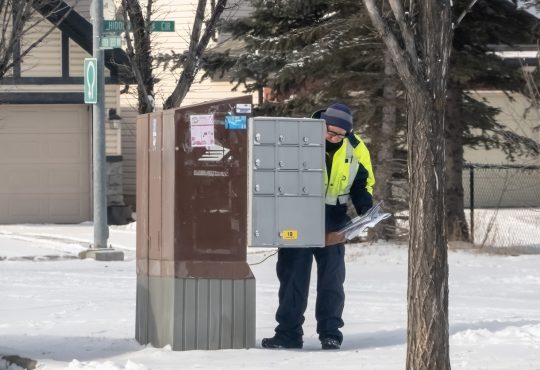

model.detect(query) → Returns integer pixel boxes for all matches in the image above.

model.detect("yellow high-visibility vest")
[324,134,374,205]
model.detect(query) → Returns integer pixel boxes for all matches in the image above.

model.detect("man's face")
[325,124,347,143]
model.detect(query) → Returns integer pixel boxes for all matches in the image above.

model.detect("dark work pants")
[274,244,346,343]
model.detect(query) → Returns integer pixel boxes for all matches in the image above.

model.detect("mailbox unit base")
[136,275,256,350]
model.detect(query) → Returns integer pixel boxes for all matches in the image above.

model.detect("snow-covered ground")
[1,222,540,370]
[466,208,540,249]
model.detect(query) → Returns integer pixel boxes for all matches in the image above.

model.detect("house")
[76,1,540,211]
[463,89,540,208]
[117,0,253,209]
[0,0,253,223]
[0,0,131,224]
[1,0,536,225]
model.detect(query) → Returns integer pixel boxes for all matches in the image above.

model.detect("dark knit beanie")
[321,103,353,133]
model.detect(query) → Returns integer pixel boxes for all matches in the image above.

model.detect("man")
[262,102,375,350]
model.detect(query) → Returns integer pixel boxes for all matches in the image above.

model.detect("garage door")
[0,104,91,223]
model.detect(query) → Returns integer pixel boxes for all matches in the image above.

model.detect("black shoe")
[261,335,303,349]
[321,337,341,350]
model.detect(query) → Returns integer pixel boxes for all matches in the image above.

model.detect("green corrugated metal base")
[136,275,256,350]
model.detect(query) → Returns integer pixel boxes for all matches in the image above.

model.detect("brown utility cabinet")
[136,97,255,350]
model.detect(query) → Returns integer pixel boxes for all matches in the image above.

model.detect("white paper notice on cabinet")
[190,114,215,147]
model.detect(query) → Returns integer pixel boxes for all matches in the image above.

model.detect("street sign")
[102,20,175,33]
[100,35,122,49]
[84,58,97,104]
[150,21,175,32]
[103,20,127,33]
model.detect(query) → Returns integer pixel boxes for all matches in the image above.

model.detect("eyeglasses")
[326,129,346,139]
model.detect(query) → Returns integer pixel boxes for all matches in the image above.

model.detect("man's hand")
[325,231,346,246]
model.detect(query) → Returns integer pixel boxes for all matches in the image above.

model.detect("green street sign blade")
[100,35,122,49]
[103,20,126,33]
[150,20,175,32]
[84,58,97,104]
[103,19,175,33]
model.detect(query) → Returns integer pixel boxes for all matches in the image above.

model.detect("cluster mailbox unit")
[135,97,326,351]
[250,117,326,248]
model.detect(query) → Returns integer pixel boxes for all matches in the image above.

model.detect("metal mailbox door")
[277,147,299,170]
[277,120,299,145]
[253,171,275,195]
[300,146,324,170]
[253,146,276,170]
[277,172,299,196]
[276,197,325,247]
[253,119,275,144]
[300,122,324,146]
[252,196,275,246]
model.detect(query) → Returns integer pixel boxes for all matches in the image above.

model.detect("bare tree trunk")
[406,86,450,370]
[371,52,399,239]
[122,0,154,114]
[163,0,227,109]
[362,0,452,368]
[445,84,470,241]
[1,0,73,79]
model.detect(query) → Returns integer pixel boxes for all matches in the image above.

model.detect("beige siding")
[0,84,122,156]
[21,21,62,77]
[116,0,251,108]
[69,40,92,76]
[184,79,254,105]
[119,104,138,195]
[69,42,110,77]
[463,91,540,207]
[1,84,109,93]
[222,0,253,19]
[73,0,92,20]
[119,1,255,197]
[464,91,540,166]
[105,85,122,155]
[74,0,122,22]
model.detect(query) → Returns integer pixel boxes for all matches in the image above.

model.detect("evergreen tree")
[203,0,407,239]
[202,0,539,240]
[446,0,539,240]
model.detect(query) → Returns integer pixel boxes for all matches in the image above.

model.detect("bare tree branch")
[455,0,480,27]
[164,0,228,109]
[122,0,154,112]
[0,0,77,80]
[388,0,417,70]
[362,0,419,89]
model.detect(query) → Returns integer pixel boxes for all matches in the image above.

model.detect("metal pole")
[92,0,108,248]
[469,166,474,245]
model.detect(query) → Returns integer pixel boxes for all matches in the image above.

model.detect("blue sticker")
[225,115,247,130]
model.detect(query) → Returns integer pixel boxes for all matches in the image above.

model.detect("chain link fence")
[463,164,540,249]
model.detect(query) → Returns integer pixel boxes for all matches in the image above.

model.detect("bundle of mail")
[339,201,391,240]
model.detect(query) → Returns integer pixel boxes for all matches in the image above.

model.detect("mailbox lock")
[278,135,284,143]
[302,161,308,168]
[303,136,309,143]
[255,184,260,192]
[279,160,284,167]
[278,186,283,193]
[302,186,308,193]
[255,133,261,143]
[255,159,261,167]
[255,230,260,237]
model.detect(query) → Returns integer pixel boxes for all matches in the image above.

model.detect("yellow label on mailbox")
[281,229,298,240]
